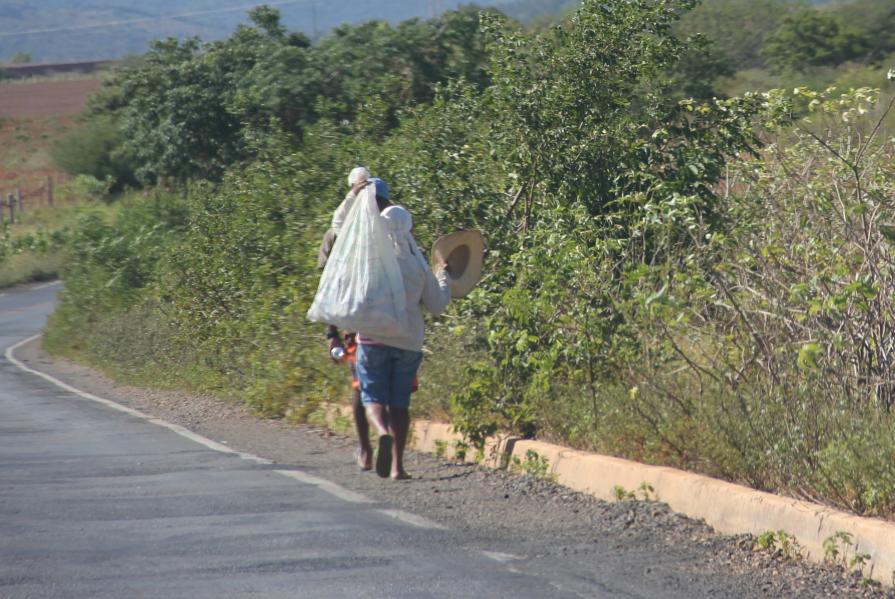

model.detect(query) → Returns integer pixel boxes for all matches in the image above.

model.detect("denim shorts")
[355,344,423,409]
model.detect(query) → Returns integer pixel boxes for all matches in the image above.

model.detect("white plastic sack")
[307,185,408,337]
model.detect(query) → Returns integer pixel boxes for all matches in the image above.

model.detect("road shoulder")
[13,336,893,599]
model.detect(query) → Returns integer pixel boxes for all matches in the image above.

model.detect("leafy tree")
[833,0,895,61]
[77,5,496,184]
[9,51,30,64]
[306,6,494,127]
[762,8,871,72]
[44,0,895,521]
[52,115,137,191]
[385,0,772,442]
[676,0,795,70]
[669,36,735,100]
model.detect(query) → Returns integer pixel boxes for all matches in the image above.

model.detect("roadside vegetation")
[39,1,895,520]
[0,176,121,288]
[0,73,116,288]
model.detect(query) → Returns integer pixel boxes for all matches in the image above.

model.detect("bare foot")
[390,470,412,480]
[356,449,372,471]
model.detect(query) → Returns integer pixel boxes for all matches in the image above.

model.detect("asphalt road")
[0,282,576,599]
[3,282,890,599]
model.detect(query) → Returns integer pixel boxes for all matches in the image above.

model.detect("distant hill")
[0,0,843,64]
[0,0,520,63]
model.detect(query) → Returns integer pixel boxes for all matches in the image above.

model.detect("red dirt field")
[0,79,101,118]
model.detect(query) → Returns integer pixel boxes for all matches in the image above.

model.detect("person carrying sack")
[312,175,437,477]
[354,202,451,479]
[316,167,385,471]
[309,176,483,479]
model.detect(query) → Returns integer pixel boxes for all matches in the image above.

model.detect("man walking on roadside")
[354,198,451,479]
[317,169,389,471]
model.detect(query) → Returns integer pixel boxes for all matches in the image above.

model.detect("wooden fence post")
[16,187,22,214]
[6,193,14,225]
[47,175,54,207]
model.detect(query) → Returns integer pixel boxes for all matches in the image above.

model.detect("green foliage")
[509,449,551,478]
[433,0,773,444]
[637,482,656,501]
[60,175,114,202]
[47,128,352,409]
[610,87,895,516]
[44,2,895,522]
[612,485,636,502]
[9,51,31,64]
[822,531,874,579]
[817,427,895,516]
[0,223,70,288]
[676,0,795,70]
[76,6,495,185]
[453,440,469,462]
[823,531,854,564]
[434,439,448,458]
[52,116,136,191]
[611,482,656,502]
[762,9,871,73]
[0,192,119,289]
[669,39,735,100]
[755,530,802,559]
[677,1,892,98]
[833,0,895,62]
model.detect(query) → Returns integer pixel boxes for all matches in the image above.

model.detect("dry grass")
[0,76,108,289]
[0,116,75,201]
[0,77,94,216]
[0,250,65,288]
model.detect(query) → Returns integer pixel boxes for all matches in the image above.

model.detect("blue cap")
[369,177,389,200]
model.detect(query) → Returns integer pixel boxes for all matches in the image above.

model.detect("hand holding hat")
[431,230,485,298]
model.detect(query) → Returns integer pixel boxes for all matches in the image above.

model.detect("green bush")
[43,2,895,521]
[595,87,895,516]
[762,8,871,73]
[52,116,136,192]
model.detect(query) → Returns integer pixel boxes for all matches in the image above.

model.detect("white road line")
[377,509,447,530]
[275,470,374,504]
[3,334,390,505]
[32,281,62,290]
[6,334,272,464]
[481,551,523,563]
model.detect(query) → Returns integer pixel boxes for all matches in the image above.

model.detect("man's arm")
[421,265,451,317]
[317,228,338,270]
[331,180,369,231]
[330,191,355,232]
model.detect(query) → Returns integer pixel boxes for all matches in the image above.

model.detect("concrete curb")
[507,440,895,586]
[319,404,895,586]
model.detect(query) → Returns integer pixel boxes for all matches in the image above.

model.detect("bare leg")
[366,403,394,478]
[388,407,410,478]
[353,389,372,470]
[365,403,390,437]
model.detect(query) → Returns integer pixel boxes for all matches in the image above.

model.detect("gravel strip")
[17,338,895,599]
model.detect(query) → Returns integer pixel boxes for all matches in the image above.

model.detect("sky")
[0,0,516,63]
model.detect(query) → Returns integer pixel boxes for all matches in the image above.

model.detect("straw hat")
[431,230,485,298]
